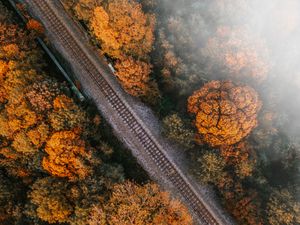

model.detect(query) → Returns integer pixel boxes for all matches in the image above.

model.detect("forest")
[1,0,300,224]
[60,0,300,224]
[0,1,192,224]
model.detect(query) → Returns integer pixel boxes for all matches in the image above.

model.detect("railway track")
[24,1,225,224]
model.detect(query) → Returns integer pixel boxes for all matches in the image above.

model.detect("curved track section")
[24,1,227,224]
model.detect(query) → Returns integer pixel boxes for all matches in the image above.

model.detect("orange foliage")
[89,0,155,59]
[5,101,39,136]
[0,147,18,160]
[53,94,74,109]
[115,56,154,97]
[29,178,73,223]
[26,19,44,34]
[219,141,255,164]
[202,27,269,83]
[228,193,263,225]
[43,131,92,180]
[49,95,87,131]
[27,123,49,147]
[188,80,262,146]
[106,181,193,225]
[0,60,8,103]
[2,44,20,58]
[0,60,8,78]
[25,79,62,112]
[217,179,263,225]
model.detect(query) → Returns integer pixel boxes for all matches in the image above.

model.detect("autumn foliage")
[105,181,193,225]
[202,27,269,83]
[89,0,155,59]
[220,141,255,164]
[78,0,159,102]
[26,19,44,34]
[188,80,262,146]
[267,189,300,225]
[225,187,263,225]
[114,56,158,101]
[29,177,73,224]
[43,130,93,180]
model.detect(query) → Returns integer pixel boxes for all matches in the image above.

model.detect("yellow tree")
[43,130,93,180]
[48,95,87,131]
[267,189,300,225]
[105,181,193,225]
[89,0,155,59]
[114,56,159,101]
[188,80,262,146]
[28,177,73,224]
[196,152,227,185]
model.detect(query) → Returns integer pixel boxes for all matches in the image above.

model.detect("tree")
[114,56,159,102]
[43,130,94,180]
[0,173,16,223]
[74,0,102,21]
[188,80,262,146]
[0,2,11,22]
[105,181,193,224]
[215,177,264,225]
[4,101,39,137]
[12,131,38,154]
[48,95,87,131]
[28,177,73,223]
[89,0,155,59]
[226,190,263,225]
[195,152,227,185]
[70,204,106,225]
[220,142,256,178]
[201,27,269,83]
[219,142,255,164]
[26,122,50,148]
[0,23,44,72]
[25,79,63,112]
[26,19,44,34]
[0,60,8,103]
[267,189,300,225]
[153,1,213,97]
[62,0,159,102]
[162,113,194,149]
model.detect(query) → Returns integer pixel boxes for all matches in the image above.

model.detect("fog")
[156,0,300,146]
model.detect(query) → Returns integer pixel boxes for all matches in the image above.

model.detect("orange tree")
[87,0,158,102]
[114,56,159,102]
[61,0,159,102]
[89,0,155,59]
[0,3,192,225]
[188,80,262,146]
[28,177,73,224]
[104,181,192,225]
[42,130,95,180]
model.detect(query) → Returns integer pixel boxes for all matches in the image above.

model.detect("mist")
[155,0,300,146]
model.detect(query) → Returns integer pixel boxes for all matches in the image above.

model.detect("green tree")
[195,152,227,185]
[162,113,194,149]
